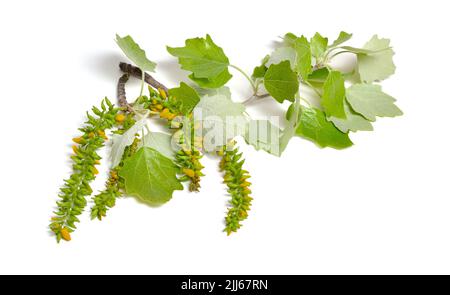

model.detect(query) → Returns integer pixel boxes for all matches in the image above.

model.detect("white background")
[0,0,449,274]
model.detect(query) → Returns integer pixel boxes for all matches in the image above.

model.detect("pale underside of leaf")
[328,101,373,133]
[346,83,402,121]
[245,120,282,156]
[357,35,396,83]
[115,34,156,72]
[139,131,176,160]
[266,47,296,70]
[193,94,246,151]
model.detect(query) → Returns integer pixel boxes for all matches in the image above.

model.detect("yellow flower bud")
[72,137,84,144]
[160,108,170,119]
[166,113,177,120]
[155,104,164,110]
[97,130,108,140]
[158,88,167,99]
[72,145,79,154]
[92,166,99,175]
[88,132,95,138]
[115,113,126,124]
[110,170,118,180]
[182,168,196,178]
[60,227,71,241]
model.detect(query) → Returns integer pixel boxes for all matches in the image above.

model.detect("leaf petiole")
[139,71,145,97]
[230,64,257,94]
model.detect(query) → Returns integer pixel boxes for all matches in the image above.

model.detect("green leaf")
[330,31,353,47]
[266,47,296,70]
[193,93,246,151]
[167,34,232,88]
[357,35,396,83]
[283,32,298,45]
[110,117,148,168]
[307,67,330,87]
[293,36,312,80]
[280,99,302,153]
[252,55,269,79]
[346,83,402,121]
[188,71,232,89]
[139,132,176,160]
[195,86,231,98]
[341,46,377,54]
[244,120,282,156]
[115,34,156,72]
[296,106,353,149]
[322,71,346,118]
[329,101,373,133]
[252,64,268,79]
[119,147,183,205]
[168,82,200,115]
[310,33,328,59]
[264,61,299,103]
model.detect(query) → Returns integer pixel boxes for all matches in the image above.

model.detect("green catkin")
[90,137,140,220]
[219,145,253,235]
[49,98,119,242]
[175,149,205,192]
[136,86,181,122]
[175,118,205,192]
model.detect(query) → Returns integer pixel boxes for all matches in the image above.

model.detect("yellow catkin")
[115,113,126,124]
[182,168,196,178]
[60,228,71,241]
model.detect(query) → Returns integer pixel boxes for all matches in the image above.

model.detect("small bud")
[182,168,196,178]
[158,88,167,99]
[155,104,164,110]
[72,145,79,154]
[166,113,177,120]
[72,137,84,144]
[110,170,118,180]
[60,227,71,241]
[160,108,170,119]
[115,113,126,124]
[88,132,95,138]
[97,130,108,140]
[92,166,99,175]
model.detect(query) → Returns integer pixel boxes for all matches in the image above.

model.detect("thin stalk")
[139,71,145,97]
[230,64,257,93]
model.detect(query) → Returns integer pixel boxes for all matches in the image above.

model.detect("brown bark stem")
[119,62,169,94]
[117,73,133,112]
